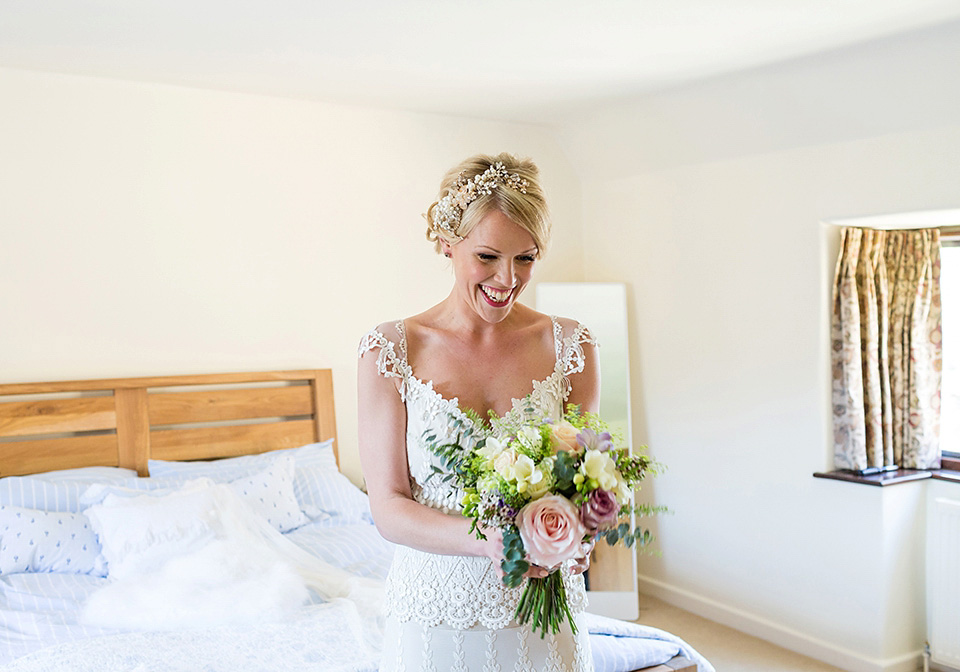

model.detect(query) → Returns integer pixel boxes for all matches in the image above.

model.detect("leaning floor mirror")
[535,282,638,620]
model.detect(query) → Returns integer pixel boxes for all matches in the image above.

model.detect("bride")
[358,153,599,671]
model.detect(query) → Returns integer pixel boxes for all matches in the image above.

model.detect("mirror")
[535,282,638,619]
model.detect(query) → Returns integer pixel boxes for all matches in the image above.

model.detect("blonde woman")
[359,153,599,671]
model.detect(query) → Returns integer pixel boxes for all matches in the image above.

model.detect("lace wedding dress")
[359,317,597,672]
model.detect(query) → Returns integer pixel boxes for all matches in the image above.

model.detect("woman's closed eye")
[476,253,536,264]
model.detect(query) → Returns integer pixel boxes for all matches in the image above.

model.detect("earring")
[444,252,451,258]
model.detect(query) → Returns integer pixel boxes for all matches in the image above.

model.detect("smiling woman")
[357,152,602,671]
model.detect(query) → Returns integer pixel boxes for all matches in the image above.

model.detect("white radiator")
[929,496,960,668]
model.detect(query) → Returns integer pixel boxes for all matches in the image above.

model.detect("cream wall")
[0,67,583,483]
[4,18,960,672]
[554,20,960,672]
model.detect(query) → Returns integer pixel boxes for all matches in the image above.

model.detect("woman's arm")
[559,322,601,575]
[357,344,501,560]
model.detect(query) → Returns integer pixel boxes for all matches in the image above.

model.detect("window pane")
[942,245,960,457]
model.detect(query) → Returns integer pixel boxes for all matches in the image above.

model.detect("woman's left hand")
[570,539,595,576]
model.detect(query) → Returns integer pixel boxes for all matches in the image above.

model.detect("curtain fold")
[831,227,941,470]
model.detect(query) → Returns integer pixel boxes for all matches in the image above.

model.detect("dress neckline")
[395,316,564,430]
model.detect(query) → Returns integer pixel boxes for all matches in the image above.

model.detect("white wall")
[0,67,583,484]
[553,20,960,672]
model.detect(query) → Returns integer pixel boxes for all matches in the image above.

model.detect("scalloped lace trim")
[384,546,587,631]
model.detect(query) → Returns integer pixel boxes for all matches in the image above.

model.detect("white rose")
[493,448,518,479]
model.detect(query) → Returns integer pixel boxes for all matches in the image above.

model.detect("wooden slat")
[0,434,118,477]
[116,388,150,476]
[149,419,316,463]
[0,396,116,438]
[0,370,324,396]
[148,385,313,426]
[310,369,338,465]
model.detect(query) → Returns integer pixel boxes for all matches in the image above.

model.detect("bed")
[0,369,708,672]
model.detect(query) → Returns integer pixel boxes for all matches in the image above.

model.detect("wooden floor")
[636,594,846,672]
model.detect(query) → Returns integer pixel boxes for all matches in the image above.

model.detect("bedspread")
[0,600,378,672]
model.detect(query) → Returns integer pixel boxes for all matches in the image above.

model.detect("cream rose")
[548,420,581,454]
[517,494,586,568]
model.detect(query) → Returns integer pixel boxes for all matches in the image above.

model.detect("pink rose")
[517,494,586,569]
[580,489,620,534]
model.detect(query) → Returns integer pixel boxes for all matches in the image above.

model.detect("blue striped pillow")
[146,440,337,482]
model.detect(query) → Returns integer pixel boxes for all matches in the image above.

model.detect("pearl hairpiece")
[431,162,528,241]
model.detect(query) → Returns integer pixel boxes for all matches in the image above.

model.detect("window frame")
[941,227,960,467]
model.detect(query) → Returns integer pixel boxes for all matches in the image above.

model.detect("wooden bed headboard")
[0,370,337,478]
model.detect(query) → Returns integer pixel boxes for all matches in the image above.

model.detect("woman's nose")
[496,260,516,286]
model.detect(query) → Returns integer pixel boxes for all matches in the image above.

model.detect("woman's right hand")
[481,526,549,579]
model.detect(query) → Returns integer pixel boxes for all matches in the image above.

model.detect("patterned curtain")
[831,227,942,470]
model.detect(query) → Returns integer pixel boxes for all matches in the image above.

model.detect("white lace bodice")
[358,316,596,631]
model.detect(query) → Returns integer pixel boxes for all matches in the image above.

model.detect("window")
[942,229,960,463]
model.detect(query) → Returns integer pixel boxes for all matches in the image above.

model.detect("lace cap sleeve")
[560,321,598,377]
[358,323,412,400]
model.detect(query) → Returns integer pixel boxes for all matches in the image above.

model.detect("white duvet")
[0,480,386,672]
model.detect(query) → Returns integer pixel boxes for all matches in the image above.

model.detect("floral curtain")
[831,227,942,470]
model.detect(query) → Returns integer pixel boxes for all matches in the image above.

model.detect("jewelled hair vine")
[432,162,528,241]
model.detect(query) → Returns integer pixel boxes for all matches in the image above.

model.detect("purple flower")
[577,428,614,453]
[580,488,619,533]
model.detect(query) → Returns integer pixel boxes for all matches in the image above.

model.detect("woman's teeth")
[481,286,512,303]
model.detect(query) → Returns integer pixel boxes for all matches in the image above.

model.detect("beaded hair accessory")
[431,162,528,241]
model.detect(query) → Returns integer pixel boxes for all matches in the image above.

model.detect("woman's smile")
[480,284,514,307]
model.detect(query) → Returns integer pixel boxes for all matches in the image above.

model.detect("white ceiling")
[2,0,960,123]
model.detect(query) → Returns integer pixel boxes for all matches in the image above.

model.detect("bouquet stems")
[513,571,577,638]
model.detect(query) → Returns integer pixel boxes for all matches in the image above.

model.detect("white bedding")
[1,600,378,672]
[0,448,712,672]
[0,517,394,669]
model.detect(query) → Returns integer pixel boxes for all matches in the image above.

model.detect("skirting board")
[637,575,922,672]
[586,590,639,620]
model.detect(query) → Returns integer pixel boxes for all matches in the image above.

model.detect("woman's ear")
[441,241,453,258]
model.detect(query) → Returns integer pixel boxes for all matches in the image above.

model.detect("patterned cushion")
[0,505,106,575]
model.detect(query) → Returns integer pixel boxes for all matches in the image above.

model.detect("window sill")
[814,465,960,487]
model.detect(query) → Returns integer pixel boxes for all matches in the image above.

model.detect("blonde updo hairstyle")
[425,152,550,257]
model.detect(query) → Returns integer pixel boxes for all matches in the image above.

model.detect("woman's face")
[445,209,538,324]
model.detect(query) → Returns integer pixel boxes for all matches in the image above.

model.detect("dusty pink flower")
[580,488,619,533]
[517,495,586,569]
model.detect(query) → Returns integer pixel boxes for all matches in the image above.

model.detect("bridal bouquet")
[425,404,661,637]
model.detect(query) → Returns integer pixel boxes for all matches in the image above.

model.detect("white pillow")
[0,505,106,576]
[228,456,307,533]
[79,476,203,507]
[84,481,223,580]
[147,440,336,482]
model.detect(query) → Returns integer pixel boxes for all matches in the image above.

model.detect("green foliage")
[551,450,578,498]
[500,526,529,589]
